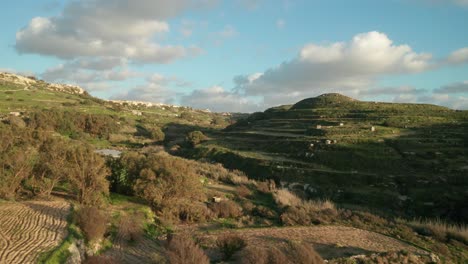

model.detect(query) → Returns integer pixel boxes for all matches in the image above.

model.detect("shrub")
[236,185,252,198]
[279,198,337,226]
[274,189,302,207]
[133,153,206,224]
[118,212,144,243]
[288,243,324,264]
[216,234,247,261]
[186,131,207,146]
[238,246,269,264]
[408,218,468,244]
[209,200,243,219]
[256,181,270,193]
[77,206,109,242]
[252,206,277,219]
[148,127,165,142]
[165,234,209,264]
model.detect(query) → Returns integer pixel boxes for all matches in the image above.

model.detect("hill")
[1,74,467,263]
[185,93,468,222]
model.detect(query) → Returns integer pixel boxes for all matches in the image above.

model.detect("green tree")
[186,131,207,147]
[148,126,165,142]
[31,137,69,197]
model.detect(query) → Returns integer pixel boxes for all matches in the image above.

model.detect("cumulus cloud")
[15,0,212,63]
[181,86,260,112]
[234,31,434,107]
[42,57,139,90]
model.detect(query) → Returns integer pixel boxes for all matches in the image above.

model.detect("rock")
[66,240,85,264]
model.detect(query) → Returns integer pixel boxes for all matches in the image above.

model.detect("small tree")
[186,131,207,147]
[149,126,165,142]
[67,144,110,205]
[31,137,69,197]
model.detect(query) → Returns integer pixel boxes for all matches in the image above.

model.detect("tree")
[186,131,207,147]
[0,125,37,199]
[133,153,206,222]
[31,137,69,197]
[148,126,165,142]
[67,144,110,205]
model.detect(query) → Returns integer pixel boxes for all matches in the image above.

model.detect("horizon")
[1,0,468,112]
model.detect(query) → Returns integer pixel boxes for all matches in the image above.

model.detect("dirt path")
[0,200,70,264]
[197,225,428,259]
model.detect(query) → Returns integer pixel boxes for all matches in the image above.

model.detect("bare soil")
[0,199,70,264]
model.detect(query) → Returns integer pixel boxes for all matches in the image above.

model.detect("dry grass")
[275,189,337,226]
[118,212,144,243]
[236,185,252,198]
[406,218,468,244]
[165,234,209,264]
[209,200,243,219]
[237,243,323,264]
[274,189,302,207]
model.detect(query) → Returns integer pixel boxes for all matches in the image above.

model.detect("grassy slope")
[192,94,468,221]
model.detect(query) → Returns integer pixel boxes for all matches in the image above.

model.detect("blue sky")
[1,0,468,111]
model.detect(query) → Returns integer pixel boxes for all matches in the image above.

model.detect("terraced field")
[0,200,70,264]
[194,94,468,221]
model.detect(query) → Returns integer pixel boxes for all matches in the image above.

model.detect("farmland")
[0,200,70,264]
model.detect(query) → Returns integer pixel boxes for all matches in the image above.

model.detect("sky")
[1,0,468,112]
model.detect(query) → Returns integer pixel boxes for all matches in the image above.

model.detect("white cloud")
[42,58,139,89]
[15,0,212,63]
[181,86,260,112]
[235,31,434,107]
[447,47,468,64]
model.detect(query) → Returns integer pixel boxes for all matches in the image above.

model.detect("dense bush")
[216,234,247,261]
[133,153,206,223]
[209,200,243,219]
[77,206,109,242]
[186,131,207,146]
[165,234,209,264]
[148,126,165,142]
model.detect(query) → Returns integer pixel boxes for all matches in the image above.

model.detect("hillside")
[0,72,231,149]
[1,74,467,263]
[186,93,468,222]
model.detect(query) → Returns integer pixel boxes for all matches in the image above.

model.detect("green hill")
[187,93,468,222]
